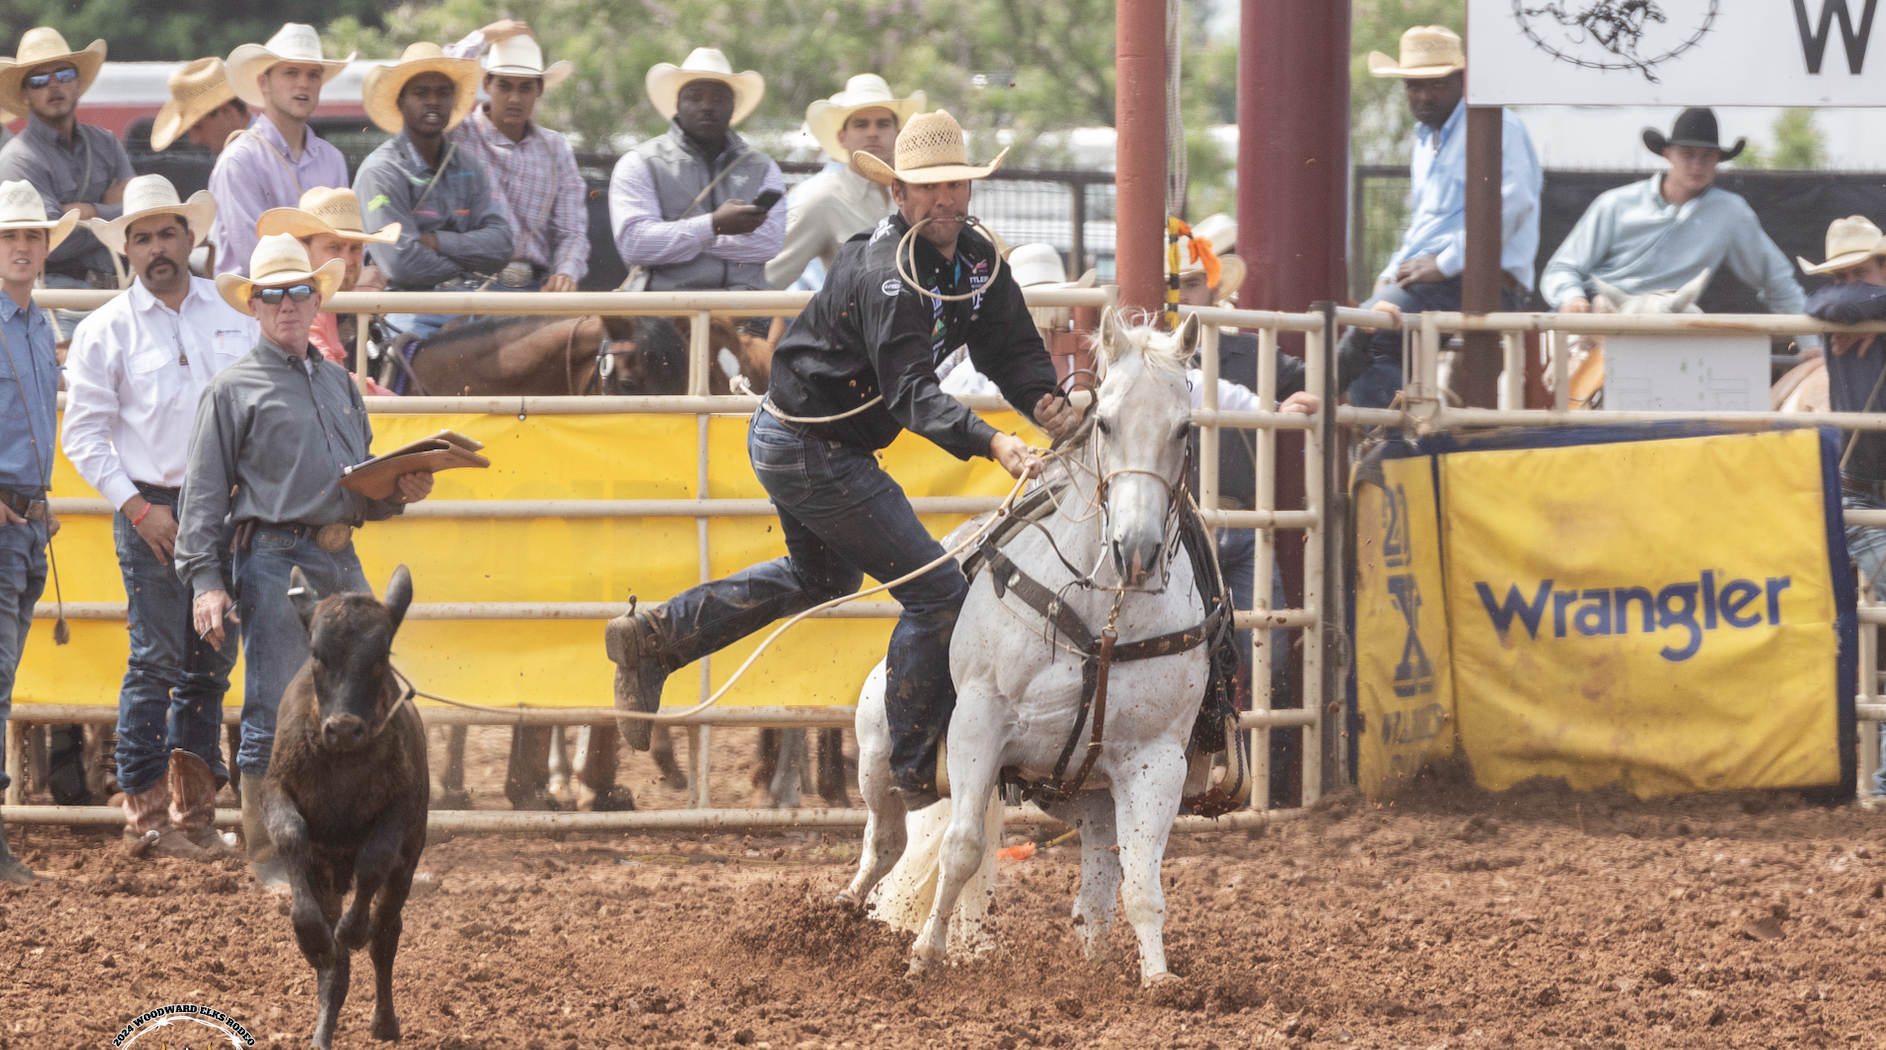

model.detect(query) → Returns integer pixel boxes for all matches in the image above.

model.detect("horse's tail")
[866,790,1003,956]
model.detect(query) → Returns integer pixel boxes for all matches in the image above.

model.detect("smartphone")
[752,189,783,212]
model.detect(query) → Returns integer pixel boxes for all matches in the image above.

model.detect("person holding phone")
[608,47,785,295]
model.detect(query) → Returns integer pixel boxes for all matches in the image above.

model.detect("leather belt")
[0,488,44,517]
[235,521,354,554]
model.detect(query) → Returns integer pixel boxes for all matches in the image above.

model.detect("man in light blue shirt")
[1540,108,1808,337]
[1346,25,1542,408]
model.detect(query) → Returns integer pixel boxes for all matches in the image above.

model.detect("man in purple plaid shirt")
[444,22,589,293]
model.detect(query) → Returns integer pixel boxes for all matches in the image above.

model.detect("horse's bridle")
[1090,426,1192,593]
[565,317,637,395]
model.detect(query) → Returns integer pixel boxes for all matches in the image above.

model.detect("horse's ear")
[1175,312,1201,357]
[1591,278,1630,312]
[1668,268,1711,312]
[383,564,413,637]
[1096,308,1121,363]
[288,567,320,634]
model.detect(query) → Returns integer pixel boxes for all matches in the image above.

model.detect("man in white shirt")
[61,175,257,861]
[764,74,923,290]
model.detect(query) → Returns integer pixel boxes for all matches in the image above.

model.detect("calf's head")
[287,565,413,753]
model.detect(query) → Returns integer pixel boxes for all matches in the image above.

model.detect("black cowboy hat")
[1642,107,1745,161]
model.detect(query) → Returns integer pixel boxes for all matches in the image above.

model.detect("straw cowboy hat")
[0,179,76,251]
[1799,215,1886,276]
[362,42,480,135]
[256,186,399,245]
[225,24,355,109]
[805,74,926,163]
[1368,25,1465,79]
[645,47,765,127]
[855,110,1007,186]
[481,33,572,90]
[150,57,236,152]
[0,28,106,116]
[215,233,344,316]
[87,174,215,257]
[1643,107,1746,161]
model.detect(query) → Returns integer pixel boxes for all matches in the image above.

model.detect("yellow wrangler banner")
[1353,454,1455,801]
[19,410,1026,710]
[1354,424,1856,800]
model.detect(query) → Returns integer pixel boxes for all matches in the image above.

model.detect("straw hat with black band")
[256,186,399,245]
[0,178,77,250]
[215,233,343,317]
[0,28,106,117]
[1367,25,1465,79]
[225,24,353,109]
[150,58,237,152]
[645,47,765,128]
[361,42,480,135]
[1800,215,1886,276]
[87,174,216,257]
[805,74,925,163]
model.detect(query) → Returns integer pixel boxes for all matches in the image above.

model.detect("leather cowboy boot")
[604,606,673,751]
[166,749,232,858]
[121,780,198,858]
[240,779,287,887]
[0,812,33,884]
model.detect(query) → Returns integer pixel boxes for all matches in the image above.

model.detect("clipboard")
[341,430,490,500]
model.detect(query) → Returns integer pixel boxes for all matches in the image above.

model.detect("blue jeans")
[0,518,47,793]
[1844,491,1886,796]
[1352,277,1523,409]
[386,276,540,341]
[230,527,369,778]
[655,411,968,794]
[113,484,236,794]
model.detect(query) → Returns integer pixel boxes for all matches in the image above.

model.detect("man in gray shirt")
[0,28,133,320]
[177,233,434,881]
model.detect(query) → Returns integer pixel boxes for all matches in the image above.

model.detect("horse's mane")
[1095,310,1191,375]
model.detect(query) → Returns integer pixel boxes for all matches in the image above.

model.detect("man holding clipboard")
[174,233,436,883]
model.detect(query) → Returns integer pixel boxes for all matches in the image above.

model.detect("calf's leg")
[649,725,687,790]
[335,802,416,952]
[368,860,417,1041]
[816,728,850,806]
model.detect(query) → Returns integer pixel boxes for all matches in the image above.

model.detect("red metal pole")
[1115,0,1167,319]
[1458,105,1504,408]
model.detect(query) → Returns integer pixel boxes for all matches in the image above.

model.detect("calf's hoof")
[0,854,34,885]
[578,783,635,812]
[335,913,371,953]
[370,1008,401,1042]
[432,788,472,811]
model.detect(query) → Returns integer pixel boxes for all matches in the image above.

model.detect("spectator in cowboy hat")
[764,73,924,290]
[609,46,784,295]
[353,42,514,342]
[440,22,590,294]
[1795,215,1886,792]
[176,233,435,881]
[0,28,134,319]
[1540,108,1811,345]
[60,175,255,860]
[256,186,399,380]
[210,24,356,278]
[150,58,249,154]
[0,179,78,885]
[1344,24,1541,408]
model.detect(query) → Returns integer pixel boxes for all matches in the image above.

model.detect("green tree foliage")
[0,0,382,63]
[1737,110,1826,171]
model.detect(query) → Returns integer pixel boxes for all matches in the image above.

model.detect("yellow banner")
[1353,455,1456,801]
[1441,428,1843,796]
[19,410,1025,710]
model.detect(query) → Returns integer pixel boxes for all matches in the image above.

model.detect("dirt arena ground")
[5,732,1886,1049]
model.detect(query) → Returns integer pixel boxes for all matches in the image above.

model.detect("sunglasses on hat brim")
[255,283,316,305]
[24,67,79,90]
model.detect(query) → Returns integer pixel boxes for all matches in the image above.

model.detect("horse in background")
[1546,269,1710,409]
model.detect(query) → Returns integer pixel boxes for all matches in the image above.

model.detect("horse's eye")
[1095,417,1112,435]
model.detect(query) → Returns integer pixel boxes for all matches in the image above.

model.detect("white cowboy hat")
[1190,213,1238,258]
[482,34,572,90]
[0,28,106,117]
[87,175,215,257]
[645,47,765,128]
[256,186,399,245]
[225,24,355,109]
[151,57,237,152]
[1008,243,1067,289]
[805,74,925,163]
[1367,25,1465,79]
[854,110,1007,186]
[1800,215,1886,275]
[361,42,480,135]
[215,233,344,316]
[0,179,76,251]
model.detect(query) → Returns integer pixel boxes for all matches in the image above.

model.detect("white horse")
[1546,269,1710,409]
[843,310,1215,986]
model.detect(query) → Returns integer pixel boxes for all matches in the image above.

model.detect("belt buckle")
[314,523,352,553]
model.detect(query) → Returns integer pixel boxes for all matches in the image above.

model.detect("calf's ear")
[287,567,320,633]
[384,564,413,636]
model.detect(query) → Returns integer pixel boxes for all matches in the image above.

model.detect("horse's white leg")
[546,726,572,800]
[770,728,807,808]
[909,704,1001,977]
[1047,790,1122,963]
[842,663,905,903]
[1112,742,1188,985]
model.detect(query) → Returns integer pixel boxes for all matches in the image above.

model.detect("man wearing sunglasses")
[0,29,133,329]
[175,234,434,882]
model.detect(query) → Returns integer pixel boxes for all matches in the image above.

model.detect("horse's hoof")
[905,955,942,981]
[1142,970,1182,988]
